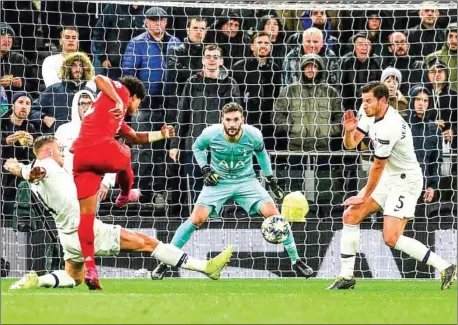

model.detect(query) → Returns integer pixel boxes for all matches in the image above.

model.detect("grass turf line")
[2,279,456,324]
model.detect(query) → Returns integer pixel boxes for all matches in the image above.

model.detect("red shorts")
[73,140,131,199]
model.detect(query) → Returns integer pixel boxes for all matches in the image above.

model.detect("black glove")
[265,176,285,200]
[202,165,219,186]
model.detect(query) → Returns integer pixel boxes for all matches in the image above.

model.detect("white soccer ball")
[261,215,291,244]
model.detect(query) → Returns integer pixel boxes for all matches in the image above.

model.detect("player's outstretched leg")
[115,166,140,208]
[151,206,208,280]
[10,270,76,290]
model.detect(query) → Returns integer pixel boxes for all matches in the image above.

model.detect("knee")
[190,211,207,227]
[383,231,400,248]
[343,208,362,225]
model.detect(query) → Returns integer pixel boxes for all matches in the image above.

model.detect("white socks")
[339,224,360,279]
[152,242,207,272]
[395,235,451,272]
[38,270,76,288]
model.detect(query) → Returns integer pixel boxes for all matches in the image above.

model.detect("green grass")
[1,279,456,324]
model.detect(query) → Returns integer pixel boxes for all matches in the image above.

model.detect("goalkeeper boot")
[292,259,313,278]
[115,189,140,208]
[202,245,233,280]
[327,276,356,290]
[151,262,169,280]
[85,267,103,290]
[9,271,39,290]
[440,264,457,290]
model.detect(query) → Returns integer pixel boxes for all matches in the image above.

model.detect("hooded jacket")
[273,54,343,151]
[256,15,288,68]
[406,21,445,61]
[299,10,338,52]
[170,67,240,151]
[425,22,457,92]
[55,90,115,188]
[404,86,442,190]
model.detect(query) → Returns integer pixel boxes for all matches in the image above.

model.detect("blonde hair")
[59,51,94,81]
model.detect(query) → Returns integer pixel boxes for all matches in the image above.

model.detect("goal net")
[1,0,456,280]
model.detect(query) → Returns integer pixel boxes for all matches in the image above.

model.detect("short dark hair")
[251,31,271,43]
[221,102,244,117]
[360,81,390,101]
[187,16,208,28]
[203,44,223,56]
[33,135,57,155]
[119,76,147,100]
[60,26,79,38]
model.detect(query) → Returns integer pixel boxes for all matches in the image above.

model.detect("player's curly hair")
[119,76,147,100]
[360,81,389,101]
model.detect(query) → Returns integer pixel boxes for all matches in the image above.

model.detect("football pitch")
[2,279,456,324]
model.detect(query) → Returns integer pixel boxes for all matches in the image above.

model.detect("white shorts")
[59,219,121,262]
[370,172,423,219]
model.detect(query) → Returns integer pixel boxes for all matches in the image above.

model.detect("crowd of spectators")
[1,3,456,219]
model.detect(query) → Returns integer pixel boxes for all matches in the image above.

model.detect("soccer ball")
[261,215,291,244]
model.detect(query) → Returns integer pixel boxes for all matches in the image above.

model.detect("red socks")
[78,213,96,269]
[116,166,134,195]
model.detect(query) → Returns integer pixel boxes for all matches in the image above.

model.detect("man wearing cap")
[1,92,37,216]
[0,23,35,102]
[121,7,181,207]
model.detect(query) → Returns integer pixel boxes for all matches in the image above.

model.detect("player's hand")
[423,187,435,203]
[161,125,175,139]
[3,158,19,172]
[28,166,46,182]
[43,116,56,128]
[97,183,109,201]
[343,110,358,133]
[109,101,124,120]
[202,165,219,186]
[443,129,453,143]
[265,176,285,200]
[169,148,179,163]
[342,196,365,206]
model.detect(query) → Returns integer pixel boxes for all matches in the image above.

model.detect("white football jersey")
[357,105,421,177]
[21,158,79,234]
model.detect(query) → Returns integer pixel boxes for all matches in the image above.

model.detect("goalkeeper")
[152,103,313,279]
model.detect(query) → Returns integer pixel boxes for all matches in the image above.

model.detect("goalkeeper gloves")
[202,165,219,186]
[265,176,285,200]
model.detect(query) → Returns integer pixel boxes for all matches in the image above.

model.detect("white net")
[0,0,456,279]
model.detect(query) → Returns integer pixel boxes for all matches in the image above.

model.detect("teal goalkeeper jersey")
[192,124,273,181]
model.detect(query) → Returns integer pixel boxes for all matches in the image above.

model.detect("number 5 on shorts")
[393,195,405,212]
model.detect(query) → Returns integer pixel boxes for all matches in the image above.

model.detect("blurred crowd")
[1,2,456,220]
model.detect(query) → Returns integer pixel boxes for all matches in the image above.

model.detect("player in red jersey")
[71,75,174,290]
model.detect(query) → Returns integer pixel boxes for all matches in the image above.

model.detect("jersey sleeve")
[22,158,60,180]
[250,126,265,153]
[192,126,213,167]
[373,127,399,160]
[118,121,133,137]
[356,105,369,136]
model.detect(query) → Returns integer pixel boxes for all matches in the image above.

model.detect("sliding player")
[5,136,232,290]
[151,102,313,279]
[328,82,456,290]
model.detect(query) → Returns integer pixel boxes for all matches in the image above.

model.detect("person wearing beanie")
[380,67,409,116]
[1,91,37,216]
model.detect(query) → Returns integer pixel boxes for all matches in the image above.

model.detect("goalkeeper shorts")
[59,219,121,262]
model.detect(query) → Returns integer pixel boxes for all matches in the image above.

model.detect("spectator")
[339,32,382,110]
[382,31,424,95]
[295,10,338,53]
[361,11,389,57]
[284,27,339,89]
[121,7,181,208]
[423,59,457,151]
[206,10,251,70]
[425,22,457,92]
[1,92,36,216]
[406,9,445,61]
[381,67,409,117]
[405,85,442,203]
[42,26,79,88]
[169,44,240,206]
[232,32,282,150]
[0,23,35,101]
[256,15,288,69]
[31,52,95,134]
[92,4,148,80]
[166,16,208,115]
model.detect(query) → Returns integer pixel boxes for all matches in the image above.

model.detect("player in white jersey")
[328,82,456,290]
[4,135,232,290]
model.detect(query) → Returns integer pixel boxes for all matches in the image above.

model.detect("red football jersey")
[71,80,133,151]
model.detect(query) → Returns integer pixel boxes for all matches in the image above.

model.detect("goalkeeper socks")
[171,219,199,249]
[283,232,299,264]
[152,242,206,272]
[38,270,76,288]
[116,167,134,195]
[339,224,360,279]
[78,213,96,269]
[394,235,451,272]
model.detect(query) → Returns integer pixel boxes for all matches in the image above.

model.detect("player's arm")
[192,128,219,186]
[343,110,365,150]
[3,158,45,182]
[94,75,123,110]
[119,122,174,144]
[359,157,388,200]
